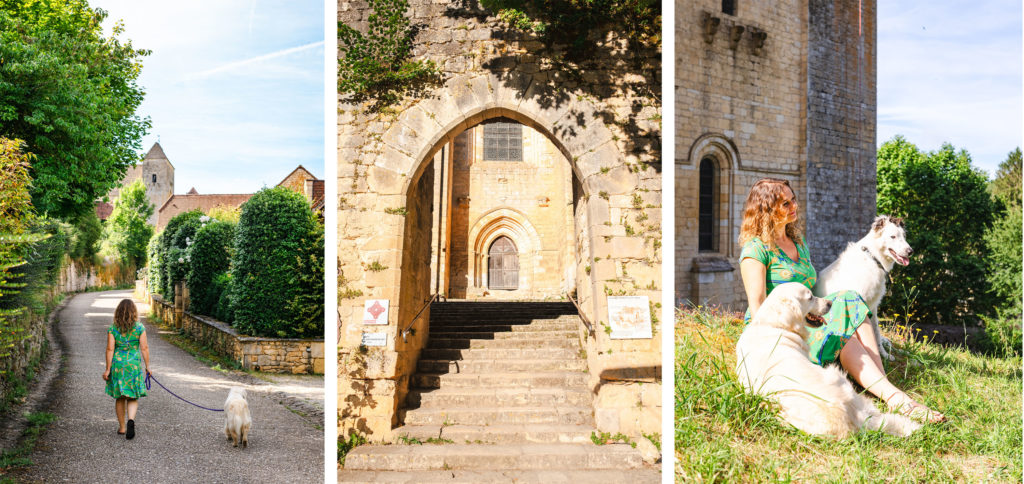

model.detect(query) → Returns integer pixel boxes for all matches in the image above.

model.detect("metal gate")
[487,236,519,290]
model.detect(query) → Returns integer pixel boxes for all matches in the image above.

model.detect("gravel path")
[16,290,324,483]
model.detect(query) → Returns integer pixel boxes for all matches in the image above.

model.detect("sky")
[878,0,1022,177]
[91,1,324,194]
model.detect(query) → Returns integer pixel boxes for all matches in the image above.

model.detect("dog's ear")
[889,215,905,228]
[872,216,887,233]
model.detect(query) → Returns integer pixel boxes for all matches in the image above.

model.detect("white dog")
[814,215,913,360]
[224,387,252,448]
[735,283,920,438]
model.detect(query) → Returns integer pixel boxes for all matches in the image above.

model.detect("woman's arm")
[139,329,151,375]
[740,258,768,317]
[103,332,114,381]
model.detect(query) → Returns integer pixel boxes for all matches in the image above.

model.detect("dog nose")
[824,300,832,312]
[907,248,914,256]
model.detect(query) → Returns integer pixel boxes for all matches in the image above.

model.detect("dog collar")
[861,246,889,275]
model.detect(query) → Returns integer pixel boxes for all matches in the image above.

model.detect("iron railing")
[401,293,439,343]
[566,292,595,337]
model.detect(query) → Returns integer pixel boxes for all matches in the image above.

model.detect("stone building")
[338,0,663,459]
[676,0,877,309]
[105,142,175,225]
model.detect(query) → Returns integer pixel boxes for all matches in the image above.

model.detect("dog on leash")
[735,283,921,438]
[224,387,252,448]
[813,215,913,360]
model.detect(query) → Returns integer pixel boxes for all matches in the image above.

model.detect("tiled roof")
[157,193,253,230]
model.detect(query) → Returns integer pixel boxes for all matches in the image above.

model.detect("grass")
[0,411,57,478]
[675,305,1022,482]
[339,433,368,468]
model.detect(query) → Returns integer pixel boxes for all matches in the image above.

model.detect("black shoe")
[126,419,135,440]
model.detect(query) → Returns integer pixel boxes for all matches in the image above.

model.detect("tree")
[102,179,154,268]
[0,0,150,219]
[985,147,1022,321]
[876,136,998,326]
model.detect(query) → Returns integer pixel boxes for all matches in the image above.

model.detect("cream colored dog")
[735,283,920,438]
[224,387,252,448]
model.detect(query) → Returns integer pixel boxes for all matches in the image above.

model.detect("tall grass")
[675,306,1022,482]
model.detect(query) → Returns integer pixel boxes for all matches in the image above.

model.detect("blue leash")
[145,373,223,412]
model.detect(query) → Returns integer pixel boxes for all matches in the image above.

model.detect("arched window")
[698,157,716,251]
[482,118,523,162]
[152,174,157,183]
[487,236,519,290]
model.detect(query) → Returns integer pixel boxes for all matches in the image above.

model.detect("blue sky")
[878,0,1022,176]
[92,0,324,194]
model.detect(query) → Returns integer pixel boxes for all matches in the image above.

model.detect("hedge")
[186,220,235,316]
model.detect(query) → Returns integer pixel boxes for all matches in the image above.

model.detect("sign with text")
[363,299,389,325]
[361,332,387,347]
[607,296,653,339]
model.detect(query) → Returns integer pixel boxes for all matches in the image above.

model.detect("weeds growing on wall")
[338,0,438,106]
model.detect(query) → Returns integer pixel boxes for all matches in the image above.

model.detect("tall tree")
[102,179,154,268]
[985,147,1022,320]
[876,136,998,326]
[0,0,150,219]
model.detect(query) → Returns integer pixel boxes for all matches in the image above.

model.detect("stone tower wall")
[339,0,662,440]
[675,0,877,310]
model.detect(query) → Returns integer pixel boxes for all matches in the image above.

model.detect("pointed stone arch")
[466,208,543,294]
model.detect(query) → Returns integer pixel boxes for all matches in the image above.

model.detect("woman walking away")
[737,178,944,423]
[102,299,151,439]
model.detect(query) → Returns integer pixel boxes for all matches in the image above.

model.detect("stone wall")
[150,295,324,374]
[58,259,135,294]
[675,0,877,310]
[448,121,575,299]
[339,0,662,440]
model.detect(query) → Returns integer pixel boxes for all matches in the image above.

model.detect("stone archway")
[465,208,543,298]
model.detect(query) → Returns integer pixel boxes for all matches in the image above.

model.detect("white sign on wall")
[607,296,653,339]
[361,332,387,347]
[363,299,389,325]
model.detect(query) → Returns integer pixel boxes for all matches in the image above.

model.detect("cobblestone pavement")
[15,290,324,483]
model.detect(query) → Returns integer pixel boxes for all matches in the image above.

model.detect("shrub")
[158,210,203,300]
[876,136,998,326]
[230,187,318,337]
[102,178,154,267]
[212,272,234,323]
[68,211,102,263]
[186,220,236,317]
[146,232,163,296]
[284,217,324,338]
[985,148,1022,322]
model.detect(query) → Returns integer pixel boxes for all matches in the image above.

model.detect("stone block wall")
[339,0,661,440]
[675,0,877,311]
[150,296,324,374]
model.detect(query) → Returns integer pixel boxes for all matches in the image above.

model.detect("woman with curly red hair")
[737,178,944,423]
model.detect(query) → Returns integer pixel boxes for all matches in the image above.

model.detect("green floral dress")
[105,322,147,399]
[740,237,871,366]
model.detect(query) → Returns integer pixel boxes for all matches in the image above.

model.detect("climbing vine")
[338,0,439,105]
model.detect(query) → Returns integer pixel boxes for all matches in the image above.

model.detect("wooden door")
[488,236,518,290]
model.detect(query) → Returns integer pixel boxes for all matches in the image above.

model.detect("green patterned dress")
[105,321,147,399]
[740,237,871,366]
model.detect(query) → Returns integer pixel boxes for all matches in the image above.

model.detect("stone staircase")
[339,301,660,483]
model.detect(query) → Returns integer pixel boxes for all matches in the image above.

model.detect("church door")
[487,236,518,290]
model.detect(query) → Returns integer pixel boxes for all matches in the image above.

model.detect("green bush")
[102,178,154,267]
[212,272,234,323]
[230,187,319,337]
[985,148,1022,322]
[186,220,236,317]
[146,232,163,297]
[1,218,70,314]
[158,210,203,300]
[68,211,102,263]
[284,217,324,338]
[876,136,998,326]
[978,313,1023,358]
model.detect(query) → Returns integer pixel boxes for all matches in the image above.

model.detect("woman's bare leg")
[840,334,945,422]
[115,397,126,432]
[127,398,138,421]
[854,320,885,371]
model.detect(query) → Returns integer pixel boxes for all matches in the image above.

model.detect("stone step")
[407,387,591,408]
[428,330,577,340]
[427,337,579,350]
[395,423,596,444]
[411,371,589,390]
[401,406,593,426]
[430,320,579,332]
[417,358,587,374]
[342,443,646,472]
[420,347,580,361]
[338,468,662,483]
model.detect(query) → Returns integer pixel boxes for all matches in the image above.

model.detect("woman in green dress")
[103,299,152,439]
[737,178,944,423]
